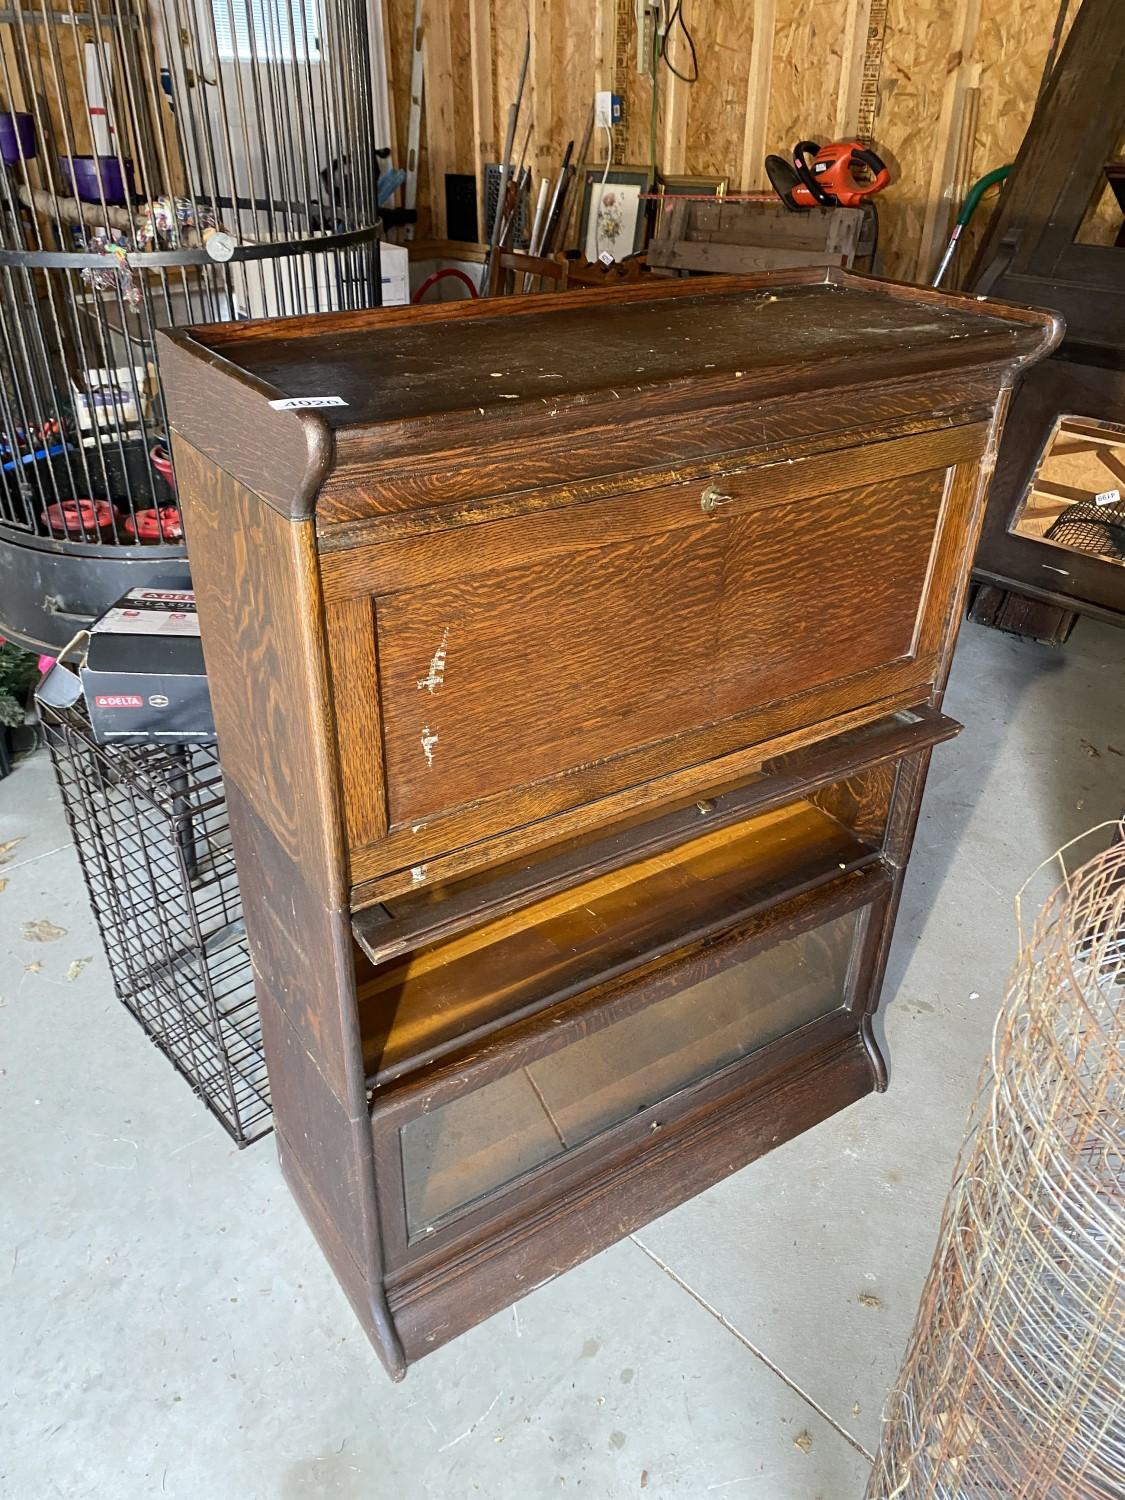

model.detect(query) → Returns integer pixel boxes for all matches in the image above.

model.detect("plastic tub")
[0,112,35,165]
[60,155,135,205]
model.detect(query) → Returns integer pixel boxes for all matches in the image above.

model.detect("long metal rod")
[539,138,573,255]
[401,0,422,240]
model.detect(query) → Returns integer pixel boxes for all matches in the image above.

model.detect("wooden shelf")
[357,796,878,1088]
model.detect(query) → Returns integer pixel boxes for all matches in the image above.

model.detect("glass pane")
[1009,415,1125,565]
[209,0,323,61]
[400,908,860,1237]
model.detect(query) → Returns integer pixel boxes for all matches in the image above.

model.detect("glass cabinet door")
[398,906,862,1239]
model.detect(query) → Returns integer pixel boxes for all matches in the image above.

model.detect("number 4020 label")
[268,395,348,411]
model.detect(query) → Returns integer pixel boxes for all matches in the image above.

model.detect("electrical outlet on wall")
[595,91,614,129]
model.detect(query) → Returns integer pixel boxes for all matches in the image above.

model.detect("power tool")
[765,139,890,211]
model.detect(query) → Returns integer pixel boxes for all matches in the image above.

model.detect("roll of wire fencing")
[868,828,1125,1500]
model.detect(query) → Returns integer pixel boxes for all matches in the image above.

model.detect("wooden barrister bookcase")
[159,270,1059,1379]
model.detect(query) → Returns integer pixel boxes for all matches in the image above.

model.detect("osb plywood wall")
[384,0,1091,283]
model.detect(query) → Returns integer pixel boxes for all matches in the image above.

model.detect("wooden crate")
[647,199,875,275]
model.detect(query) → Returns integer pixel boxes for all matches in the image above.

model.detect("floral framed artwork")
[577,166,654,263]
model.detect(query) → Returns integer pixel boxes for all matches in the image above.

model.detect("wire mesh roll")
[867,832,1125,1500]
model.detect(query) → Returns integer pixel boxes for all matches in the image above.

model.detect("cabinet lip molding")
[157,268,1063,524]
[159,333,335,520]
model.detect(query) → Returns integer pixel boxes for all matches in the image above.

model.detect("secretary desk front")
[159,269,1059,1378]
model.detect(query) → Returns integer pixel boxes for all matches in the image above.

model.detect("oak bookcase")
[160,269,1059,1377]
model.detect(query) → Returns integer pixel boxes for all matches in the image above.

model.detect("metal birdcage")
[41,697,268,1144]
[0,0,384,648]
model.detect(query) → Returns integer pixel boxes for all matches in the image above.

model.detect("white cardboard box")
[380,241,410,306]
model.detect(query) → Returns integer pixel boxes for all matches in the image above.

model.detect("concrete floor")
[1,617,1122,1500]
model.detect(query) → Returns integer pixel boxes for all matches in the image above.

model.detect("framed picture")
[577,166,653,262]
[660,174,729,197]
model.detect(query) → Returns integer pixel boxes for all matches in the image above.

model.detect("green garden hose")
[931,164,1012,287]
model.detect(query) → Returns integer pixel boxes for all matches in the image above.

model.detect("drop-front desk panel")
[160,269,1059,1378]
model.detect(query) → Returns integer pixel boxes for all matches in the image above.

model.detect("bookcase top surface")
[172,271,1056,432]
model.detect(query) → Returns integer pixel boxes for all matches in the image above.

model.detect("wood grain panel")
[325,596,390,851]
[171,442,346,899]
[170,438,404,1375]
[318,389,995,548]
[370,464,945,828]
[377,522,724,823]
[320,422,987,600]
[913,451,995,672]
[811,761,898,844]
[712,470,945,709]
[319,373,1000,526]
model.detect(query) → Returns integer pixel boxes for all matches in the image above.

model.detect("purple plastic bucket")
[60,155,135,205]
[0,112,36,166]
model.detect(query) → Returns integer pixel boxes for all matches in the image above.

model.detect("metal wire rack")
[41,698,269,1144]
[1046,500,1125,560]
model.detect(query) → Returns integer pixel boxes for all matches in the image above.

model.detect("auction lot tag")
[268,395,348,411]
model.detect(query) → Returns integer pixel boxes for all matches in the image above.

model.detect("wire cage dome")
[0,0,385,648]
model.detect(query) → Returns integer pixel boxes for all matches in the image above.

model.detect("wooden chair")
[486,249,569,297]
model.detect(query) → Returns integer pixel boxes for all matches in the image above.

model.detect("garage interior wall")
[378,0,1113,283]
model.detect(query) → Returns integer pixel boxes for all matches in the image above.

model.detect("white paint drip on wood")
[421,726,439,767]
[417,627,449,694]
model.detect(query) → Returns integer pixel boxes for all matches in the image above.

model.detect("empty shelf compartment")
[356,794,879,1088]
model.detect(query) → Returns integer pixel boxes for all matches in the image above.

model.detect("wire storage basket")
[41,698,269,1144]
[1045,500,1125,560]
[0,0,385,649]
